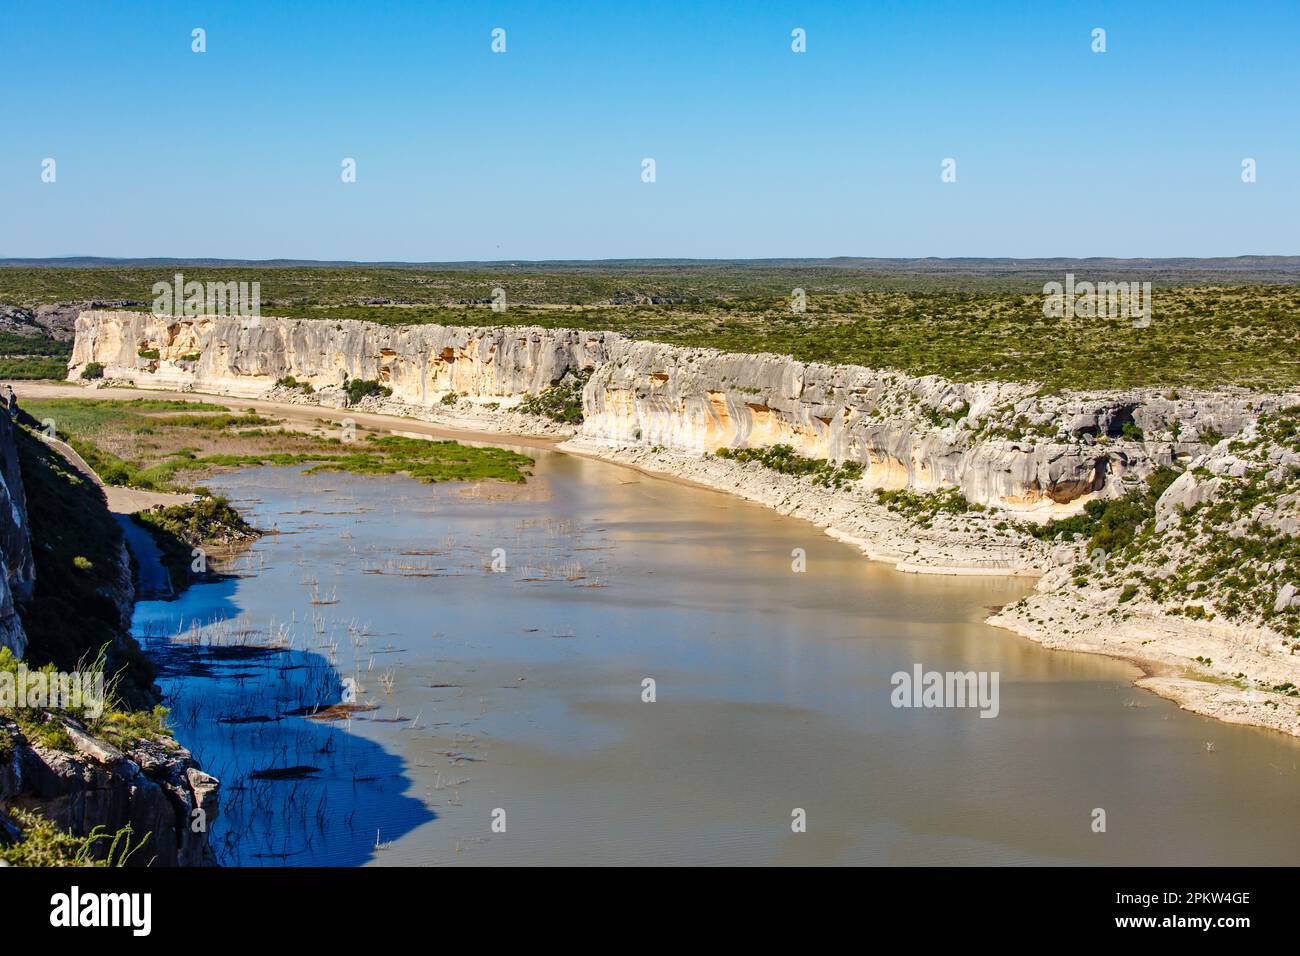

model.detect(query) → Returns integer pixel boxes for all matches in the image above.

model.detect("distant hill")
[3,255,1300,276]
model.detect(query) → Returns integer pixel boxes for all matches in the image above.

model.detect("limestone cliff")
[71,310,1289,515]
[0,412,34,656]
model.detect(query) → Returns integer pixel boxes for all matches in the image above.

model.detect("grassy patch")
[305,435,533,483]
[0,329,72,380]
[0,645,172,754]
[171,437,533,484]
[20,397,535,492]
[132,497,261,592]
[0,357,68,379]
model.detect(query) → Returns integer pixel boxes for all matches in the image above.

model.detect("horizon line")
[4,254,1300,270]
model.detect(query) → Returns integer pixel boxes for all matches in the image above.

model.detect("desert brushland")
[2,260,1299,389]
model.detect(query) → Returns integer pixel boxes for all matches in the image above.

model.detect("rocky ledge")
[0,715,219,866]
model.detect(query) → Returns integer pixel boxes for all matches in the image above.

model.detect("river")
[129,441,1300,865]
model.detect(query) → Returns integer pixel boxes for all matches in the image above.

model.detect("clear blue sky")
[3,0,1297,260]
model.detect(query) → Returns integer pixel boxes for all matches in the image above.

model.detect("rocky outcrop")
[70,310,615,401]
[991,402,1300,734]
[0,413,34,656]
[1,301,138,342]
[70,310,1294,514]
[0,716,219,866]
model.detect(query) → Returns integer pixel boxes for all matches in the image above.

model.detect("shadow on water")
[132,584,434,867]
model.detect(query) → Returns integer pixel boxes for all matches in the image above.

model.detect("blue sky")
[2,0,1297,260]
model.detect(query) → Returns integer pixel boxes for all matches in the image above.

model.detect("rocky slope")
[68,310,1300,734]
[991,405,1300,733]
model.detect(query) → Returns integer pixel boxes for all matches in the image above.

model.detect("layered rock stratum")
[70,310,1284,512]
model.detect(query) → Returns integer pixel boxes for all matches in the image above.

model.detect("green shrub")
[343,378,391,405]
[518,370,590,424]
[717,443,865,490]
[874,486,980,519]
[275,375,313,393]
[79,362,104,380]
[132,496,260,592]
[0,808,103,867]
[1023,466,1180,557]
[0,808,149,867]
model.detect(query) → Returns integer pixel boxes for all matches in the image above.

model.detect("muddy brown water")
[130,444,1300,866]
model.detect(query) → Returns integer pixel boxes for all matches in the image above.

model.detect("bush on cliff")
[0,807,105,866]
[275,375,313,393]
[343,378,391,405]
[0,804,148,867]
[518,369,590,424]
[1022,466,1181,558]
[715,443,865,490]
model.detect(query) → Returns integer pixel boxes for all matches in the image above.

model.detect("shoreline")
[10,377,1300,739]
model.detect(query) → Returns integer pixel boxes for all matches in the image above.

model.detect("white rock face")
[1276,582,1300,614]
[1155,470,1223,532]
[71,311,617,402]
[70,310,1291,513]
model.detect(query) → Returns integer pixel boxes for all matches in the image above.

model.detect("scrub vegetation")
[714,443,865,489]
[1049,410,1300,644]
[518,369,590,424]
[3,265,1299,389]
[131,497,261,592]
